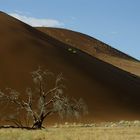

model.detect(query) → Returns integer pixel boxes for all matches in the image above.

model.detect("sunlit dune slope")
[37,27,140,77]
[0,12,140,123]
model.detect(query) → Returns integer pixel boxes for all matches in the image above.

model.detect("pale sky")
[0,0,140,59]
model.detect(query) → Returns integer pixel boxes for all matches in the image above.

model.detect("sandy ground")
[0,121,140,140]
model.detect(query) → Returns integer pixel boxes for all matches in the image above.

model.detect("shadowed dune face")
[37,27,140,77]
[0,12,140,124]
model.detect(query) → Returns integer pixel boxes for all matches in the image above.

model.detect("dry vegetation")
[0,121,140,140]
[0,67,87,129]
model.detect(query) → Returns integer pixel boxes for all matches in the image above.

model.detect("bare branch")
[44,86,59,97]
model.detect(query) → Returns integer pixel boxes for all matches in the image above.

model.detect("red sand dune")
[0,11,140,123]
[37,27,140,77]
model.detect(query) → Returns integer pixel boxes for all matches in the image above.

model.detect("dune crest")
[37,27,140,77]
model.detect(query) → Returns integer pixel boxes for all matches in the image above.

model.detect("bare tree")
[0,67,88,129]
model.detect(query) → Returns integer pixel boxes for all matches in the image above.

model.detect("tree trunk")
[32,120,43,129]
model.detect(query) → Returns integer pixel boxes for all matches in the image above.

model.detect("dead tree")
[0,67,88,129]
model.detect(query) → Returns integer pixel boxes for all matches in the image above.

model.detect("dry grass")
[0,122,140,140]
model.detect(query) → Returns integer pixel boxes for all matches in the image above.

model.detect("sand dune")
[0,11,140,123]
[37,27,140,77]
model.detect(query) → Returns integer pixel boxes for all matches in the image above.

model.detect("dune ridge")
[37,27,140,77]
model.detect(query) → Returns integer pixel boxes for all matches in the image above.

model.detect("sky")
[0,0,140,59]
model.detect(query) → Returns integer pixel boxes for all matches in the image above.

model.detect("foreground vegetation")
[0,121,140,140]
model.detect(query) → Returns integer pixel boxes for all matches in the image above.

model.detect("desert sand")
[0,11,140,124]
